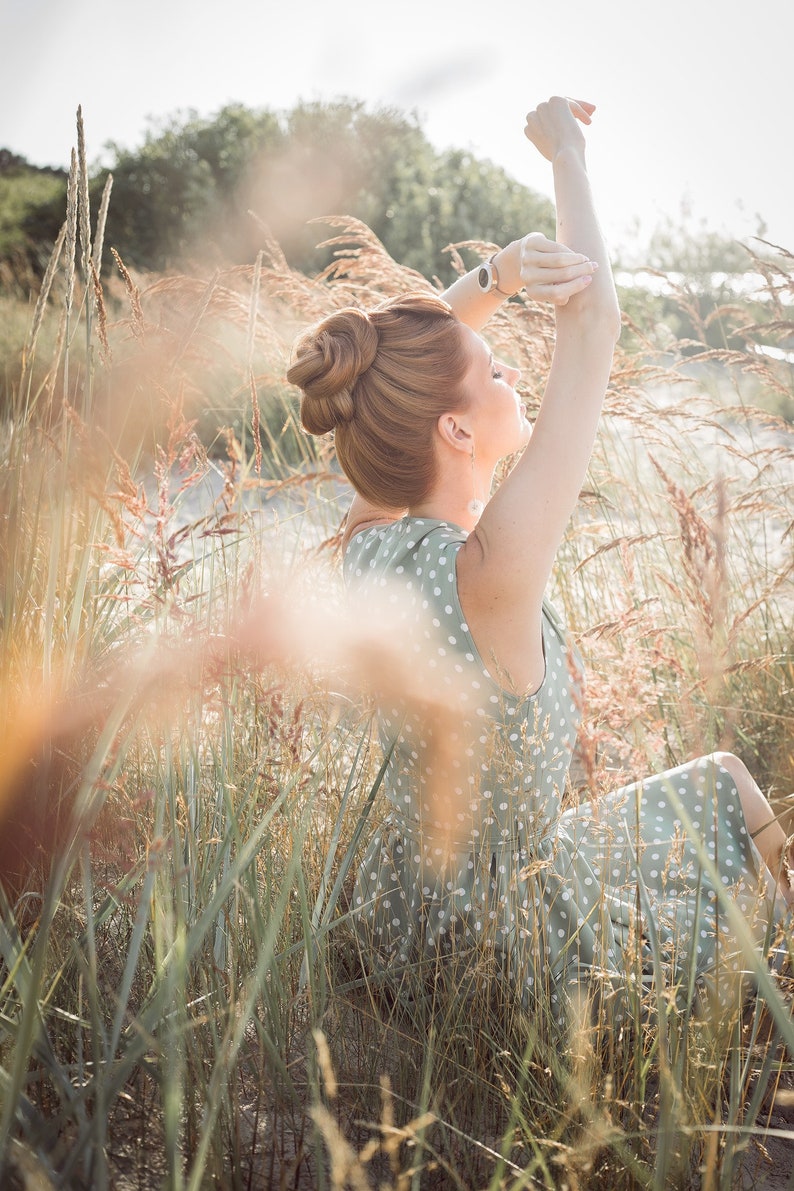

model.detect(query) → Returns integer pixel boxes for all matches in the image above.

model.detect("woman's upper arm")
[459,311,618,618]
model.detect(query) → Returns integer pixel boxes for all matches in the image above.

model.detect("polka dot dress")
[344,516,779,1025]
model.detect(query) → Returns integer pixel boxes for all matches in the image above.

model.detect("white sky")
[2,0,792,259]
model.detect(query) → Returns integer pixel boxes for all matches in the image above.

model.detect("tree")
[96,104,286,270]
[0,152,67,273]
[4,99,556,284]
[91,100,556,280]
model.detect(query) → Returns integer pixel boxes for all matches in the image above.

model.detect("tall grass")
[0,119,792,1188]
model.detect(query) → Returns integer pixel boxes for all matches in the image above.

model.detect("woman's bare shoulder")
[341,492,406,554]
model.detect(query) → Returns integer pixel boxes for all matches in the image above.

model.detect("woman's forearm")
[440,250,517,332]
[552,146,620,334]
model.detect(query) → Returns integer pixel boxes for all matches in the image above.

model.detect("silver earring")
[468,449,484,519]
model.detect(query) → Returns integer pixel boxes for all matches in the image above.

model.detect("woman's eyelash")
[492,369,503,380]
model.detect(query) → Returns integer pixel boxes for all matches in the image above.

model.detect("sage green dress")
[345,516,778,1025]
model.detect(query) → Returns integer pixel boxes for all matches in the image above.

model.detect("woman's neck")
[409,464,495,533]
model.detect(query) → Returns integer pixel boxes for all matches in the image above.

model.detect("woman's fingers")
[524,270,596,305]
[537,274,596,306]
[567,98,596,123]
[528,251,594,274]
[518,233,598,303]
[522,232,588,259]
[524,259,597,284]
[522,232,570,254]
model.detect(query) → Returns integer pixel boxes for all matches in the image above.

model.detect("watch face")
[477,264,492,292]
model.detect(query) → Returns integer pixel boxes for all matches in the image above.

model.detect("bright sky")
[2,0,792,260]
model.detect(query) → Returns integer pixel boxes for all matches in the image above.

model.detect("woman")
[287,97,792,1025]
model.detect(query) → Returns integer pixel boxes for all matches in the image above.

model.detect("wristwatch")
[476,254,513,297]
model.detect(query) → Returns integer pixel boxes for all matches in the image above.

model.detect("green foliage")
[0,152,67,268]
[381,145,556,280]
[95,103,285,270]
[3,100,554,285]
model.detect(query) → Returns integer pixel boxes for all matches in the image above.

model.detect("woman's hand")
[524,96,594,162]
[495,232,597,306]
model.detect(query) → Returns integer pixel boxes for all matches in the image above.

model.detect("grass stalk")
[0,176,791,1186]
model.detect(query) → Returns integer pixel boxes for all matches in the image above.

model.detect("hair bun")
[287,308,379,435]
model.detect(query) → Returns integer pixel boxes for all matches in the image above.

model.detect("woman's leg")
[713,751,793,908]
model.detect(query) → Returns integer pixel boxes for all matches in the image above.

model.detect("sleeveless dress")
[344,516,780,1025]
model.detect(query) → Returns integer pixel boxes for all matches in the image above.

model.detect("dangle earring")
[468,449,484,519]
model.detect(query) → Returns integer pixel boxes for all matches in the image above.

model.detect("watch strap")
[486,253,516,298]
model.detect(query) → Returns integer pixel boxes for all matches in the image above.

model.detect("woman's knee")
[712,750,776,836]
[711,751,752,790]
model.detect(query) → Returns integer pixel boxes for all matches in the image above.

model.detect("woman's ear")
[436,412,473,454]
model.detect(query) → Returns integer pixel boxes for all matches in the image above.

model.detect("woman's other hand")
[517,232,597,306]
[524,96,594,162]
[493,232,597,307]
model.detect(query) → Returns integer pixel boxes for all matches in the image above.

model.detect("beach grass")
[0,127,792,1189]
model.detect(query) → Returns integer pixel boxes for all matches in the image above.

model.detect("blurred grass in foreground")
[0,115,792,1188]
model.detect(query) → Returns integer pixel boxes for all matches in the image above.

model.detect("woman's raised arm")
[457,97,621,691]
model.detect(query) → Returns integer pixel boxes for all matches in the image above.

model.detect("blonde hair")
[286,293,469,507]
